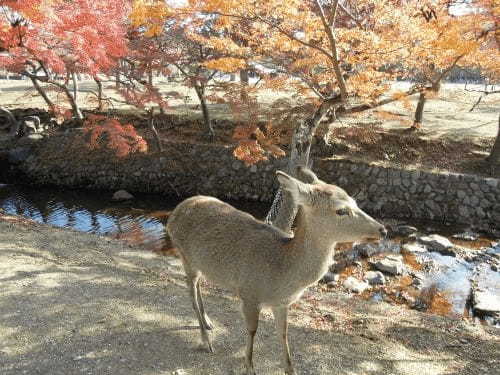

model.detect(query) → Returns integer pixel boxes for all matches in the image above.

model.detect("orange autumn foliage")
[84,115,148,158]
[131,0,499,164]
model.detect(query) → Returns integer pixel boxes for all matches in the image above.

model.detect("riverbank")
[3,131,500,234]
[0,213,499,375]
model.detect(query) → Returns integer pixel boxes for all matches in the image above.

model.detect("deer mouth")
[364,229,387,242]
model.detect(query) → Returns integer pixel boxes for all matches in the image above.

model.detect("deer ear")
[276,171,297,190]
[296,166,323,185]
[276,171,310,199]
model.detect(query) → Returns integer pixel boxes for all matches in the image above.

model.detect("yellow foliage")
[203,58,246,72]
[391,91,408,101]
[128,0,498,135]
[130,0,171,32]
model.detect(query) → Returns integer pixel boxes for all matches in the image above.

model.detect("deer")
[166,168,387,375]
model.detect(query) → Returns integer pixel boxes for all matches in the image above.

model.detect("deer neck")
[288,206,336,282]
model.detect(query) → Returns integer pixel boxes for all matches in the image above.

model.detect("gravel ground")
[0,214,499,375]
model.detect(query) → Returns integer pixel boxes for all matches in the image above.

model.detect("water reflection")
[416,251,474,315]
[0,184,270,252]
[0,184,176,251]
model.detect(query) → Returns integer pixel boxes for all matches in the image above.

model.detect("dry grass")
[418,284,453,317]
[325,125,496,177]
[401,248,424,271]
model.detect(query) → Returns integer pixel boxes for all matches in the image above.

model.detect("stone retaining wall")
[11,135,500,232]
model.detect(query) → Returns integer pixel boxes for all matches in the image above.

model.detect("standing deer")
[166,169,386,374]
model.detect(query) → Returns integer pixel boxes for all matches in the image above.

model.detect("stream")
[1,183,498,327]
[0,184,269,251]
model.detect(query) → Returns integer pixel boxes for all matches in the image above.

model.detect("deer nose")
[379,227,388,238]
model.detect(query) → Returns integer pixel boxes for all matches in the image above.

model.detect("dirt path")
[0,214,498,375]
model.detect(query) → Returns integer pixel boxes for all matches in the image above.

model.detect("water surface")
[0,184,268,252]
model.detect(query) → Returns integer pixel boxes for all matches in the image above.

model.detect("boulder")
[364,271,386,285]
[371,256,405,275]
[471,264,500,324]
[354,243,380,258]
[485,245,500,259]
[112,190,134,201]
[473,290,500,316]
[390,225,418,238]
[418,234,454,256]
[452,232,479,241]
[320,271,339,284]
[343,277,370,293]
[401,243,427,254]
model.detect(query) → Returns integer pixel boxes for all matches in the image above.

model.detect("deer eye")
[336,208,349,216]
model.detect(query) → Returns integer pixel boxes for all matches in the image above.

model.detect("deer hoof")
[245,365,256,375]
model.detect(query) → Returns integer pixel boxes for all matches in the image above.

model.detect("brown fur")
[166,171,385,375]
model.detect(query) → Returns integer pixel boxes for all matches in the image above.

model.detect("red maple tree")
[0,0,130,120]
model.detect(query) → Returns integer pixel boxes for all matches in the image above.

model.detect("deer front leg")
[241,301,260,375]
[196,280,214,330]
[187,276,213,353]
[272,305,296,375]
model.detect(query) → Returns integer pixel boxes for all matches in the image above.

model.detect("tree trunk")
[115,63,121,89]
[239,70,249,101]
[61,85,83,122]
[412,92,426,129]
[487,114,500,165]
[266,98,338,231]
[266,86,424,231]
[148,68,153,86]
[94,77,104,111]
[148,108,163,152]
[71,72,78,104]
[240,69,249,85]
[29,77,55,111]
[194,85,215,140]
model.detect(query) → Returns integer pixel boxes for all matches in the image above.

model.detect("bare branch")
[338,85,425,115]
[171,62,190,78]
[465,83,500,112]
[313,0,348,101]
[464,83,500,95]
[203,11,336,60]
[337,1,364,29]
[258,16,335,59]
[433,54,464,84]
[36,60,52,80]
[469,94,484,112]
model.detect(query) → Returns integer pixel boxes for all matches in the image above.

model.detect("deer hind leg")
[196,280,214,330]
[185,267,214,353]
[241,300,261,375]
[272,305,296,375]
